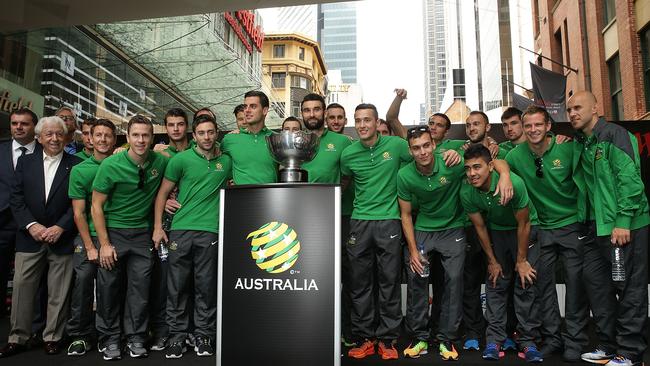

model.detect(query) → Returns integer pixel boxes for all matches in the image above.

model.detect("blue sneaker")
[482,343,503,360]
[463,339,480,351]
[604,355,635,366]
[518,346,543,363]
[503,337,517,351]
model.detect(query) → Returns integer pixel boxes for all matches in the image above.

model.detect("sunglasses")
[57,115,75,122]
[138,167,146,189]
[534,157,543,178]
[407,125,430,139]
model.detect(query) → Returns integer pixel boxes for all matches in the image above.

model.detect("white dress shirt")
[43,151,63,202]
[11,139,36,169]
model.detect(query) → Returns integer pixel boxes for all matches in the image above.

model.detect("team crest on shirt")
[216,162,223,171]
[382,151,392,161]
[552,159,564,169]
[150,169,159,178]
[326,143,336,151]
[168,241,178,251]
[74,244,83,253]
[439,176,449,185]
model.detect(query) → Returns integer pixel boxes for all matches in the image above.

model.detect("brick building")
[533,0,650,120]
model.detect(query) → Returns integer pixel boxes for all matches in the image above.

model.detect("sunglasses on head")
[407,125,430,139]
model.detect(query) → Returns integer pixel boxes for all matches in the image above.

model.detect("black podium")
[217,184,341,366]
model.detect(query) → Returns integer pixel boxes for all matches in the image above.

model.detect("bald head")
[567,91,599,133]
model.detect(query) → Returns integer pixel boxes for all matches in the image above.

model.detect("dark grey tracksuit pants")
[404,228,466,343]
[536,223,589,353]
[167,230,218,344]
[66,236,98,339]
[347,219,402,342]
[582,222,648,362]
[463,226,486,340]
[485,228,541,348]
[96,228,153,344]
[149,251,168,339]
[341,215,353,341]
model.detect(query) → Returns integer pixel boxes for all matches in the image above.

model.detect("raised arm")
[385,88,408,139]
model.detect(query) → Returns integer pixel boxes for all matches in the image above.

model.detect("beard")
[304,117,324,131]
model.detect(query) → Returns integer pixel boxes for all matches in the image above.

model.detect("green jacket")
[572,117,650,236]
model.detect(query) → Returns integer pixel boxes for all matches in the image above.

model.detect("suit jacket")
[10,150,82,254]
[0,141,41,230]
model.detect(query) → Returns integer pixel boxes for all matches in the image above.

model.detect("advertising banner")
[530,62,568,122]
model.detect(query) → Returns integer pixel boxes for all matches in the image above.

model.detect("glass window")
[608,54,623,120]
[272,72,286,88]
[603,0,616,25]
[291,101,301,117]
[273,44,285,58]
[298,47,305,61]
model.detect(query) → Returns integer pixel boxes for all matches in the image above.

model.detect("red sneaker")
[378,341,398,360]
[348,339,375,359]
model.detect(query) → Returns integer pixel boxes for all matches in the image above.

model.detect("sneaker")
[165,342,186,359]
[605,356,637,366]
[518,346,543,363]
[503,337,517,351]
[194,336,214,357]
[483,343,504,360]
[582,347,615,364]
[348,339,375,359]
[403,340,428,358]
[67,339,88,356]
[439,341,459,361]
[378,341,398,360]
[341,337,357,348]
[185,334,196,347]
[127,342,148,358]
[464,338,480,351]
[150,337,168,351]
[102,343,122,361]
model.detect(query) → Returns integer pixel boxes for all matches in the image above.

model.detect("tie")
[19,146,27,156]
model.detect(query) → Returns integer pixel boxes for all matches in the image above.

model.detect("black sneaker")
[150,337,168,351]
[165,342,186,359]
[194,336,214,356]
[67,339,88,356]
[102,343,122,361]
[126,342,148,358]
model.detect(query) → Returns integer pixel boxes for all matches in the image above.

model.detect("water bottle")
[159,241,169,262]
[611,246,625,282]
[417,242,430,278]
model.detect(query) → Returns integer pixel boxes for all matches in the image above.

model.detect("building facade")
[533,0,650,120]
[423,0,447,115]
[317,2,357,83]
[262,33,327,119]
[277,5,318,40]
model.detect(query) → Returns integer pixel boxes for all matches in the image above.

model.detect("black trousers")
[66,236,98,339]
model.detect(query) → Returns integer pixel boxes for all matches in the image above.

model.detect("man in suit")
[0,116,82,357]
[0,107,38,319]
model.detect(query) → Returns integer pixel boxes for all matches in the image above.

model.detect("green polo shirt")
[163,141,194,158]
[164,147,232,233]
[505,137,578,229]
[340,134,412,220]
[397,155,466,231]
[460,171,538,230]
[499,140,521,154]
[303,128,352,183]
[69,155,102,236]
[75,149,92,160]
[92,150,167,229]
[220,127,277,184]
[436,139,465,154]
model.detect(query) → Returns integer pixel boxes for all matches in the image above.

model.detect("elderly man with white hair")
[0,116,82,358]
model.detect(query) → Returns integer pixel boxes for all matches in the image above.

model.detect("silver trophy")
[266,130,320,183]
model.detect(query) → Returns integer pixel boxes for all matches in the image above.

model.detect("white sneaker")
[581,347,614,363]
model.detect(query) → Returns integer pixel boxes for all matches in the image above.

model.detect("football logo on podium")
[246,222,301,274]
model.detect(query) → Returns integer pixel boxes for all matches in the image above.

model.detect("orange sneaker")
[348,339,375,359]
[378,341,398,360]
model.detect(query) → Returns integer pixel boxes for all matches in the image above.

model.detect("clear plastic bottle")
[611,246,625,282]
[159,241,169,262]
[417,243,430,278]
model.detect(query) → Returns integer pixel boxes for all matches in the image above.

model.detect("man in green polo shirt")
[427,113,465,154]
[568,91,649,366]
[155,108,191,158]
[66,119,116,357]
[221,90,277,184]
[499,107,526,154]
[460,144,543,363]
[340,103,412,360]
[505,106,588,361]
[75,117,96,160]
[91,115,167,361]
[152,114,231,359]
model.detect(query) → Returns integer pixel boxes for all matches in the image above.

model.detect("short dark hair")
[429,113,451,130]
[233,104,245,115]
[355,103,379,119]
[127,115,153,134]
[522,105,551,124]
[80,117,97,129]
[406,125,432,145]
[501,107,522,122]
[281,116,302,130]
[192,114,218,131]
[193,107,215,121]
[378,119,393,134]
[468,110,489,124]
[244,90,270,109]
[463,143,492,163]
[91,118,117,136]
[301,93,326,111]
[165,108,188,125]
[326,103,345,114]
[9,107,38,125]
